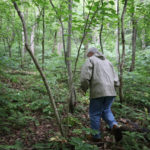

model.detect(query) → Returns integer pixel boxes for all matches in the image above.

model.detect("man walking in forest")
[80,47,122,142]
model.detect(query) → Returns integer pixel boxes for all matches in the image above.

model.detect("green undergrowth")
[0,54,150,149]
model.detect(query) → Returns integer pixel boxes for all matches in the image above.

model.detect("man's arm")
[109,61,120,87]
[80,58,93,93]
[114,72,120,87]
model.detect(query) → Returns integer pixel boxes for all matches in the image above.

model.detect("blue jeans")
[89,96,118,139]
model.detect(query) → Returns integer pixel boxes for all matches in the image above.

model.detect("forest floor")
[0,71,150,150]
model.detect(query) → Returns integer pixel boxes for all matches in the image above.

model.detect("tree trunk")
[21,8,26,69]
[99,0,104,54]
[30,24,36,55]
[6,31,15,58]
[115,0,120,71]
[83,42,89,58]
[140,0,146,49]
[8,44,12,58]
[129,0,137,72]
[13,1,64,137]
[42,7,45,70]
[52,30,57,53]
[119,0,128,103]
[99,24,104,53]
[3,38,7,56]
[30,10,40,56]
[66,0,76,113]
[49,0,76,113]
[83,0,85,18]
[74,2,100,74]
[18,38,21,57]
[21,30,25,68]
[57,27,63,55]
[83,0,88,58]
[141,29,146,50]
[49,0,66,63]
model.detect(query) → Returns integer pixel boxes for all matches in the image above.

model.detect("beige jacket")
[80,52,119,99]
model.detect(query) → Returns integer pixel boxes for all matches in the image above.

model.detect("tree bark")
[12,1,64,137]
[42,7,45,70]
[119,0,128,103]
[66,0,76,113]
[57,27,63,55]
[83,0,85,18]
[21,9,26,69]
[141,29,146,50]
[52,30,57,53]
[30,9,41,56]
[30,10,40,56]
[99,24,104,53]
[140,0,146,49]
[129,0,137,72]
[99,0,104,54]
[8,44,12,58]
[6,31,15,58]
[21,30,25,68]
[18,37,21,57]
[3,38,7,56]
[115,0,120,71]
[83,41,89,58]
[30,24,36,55]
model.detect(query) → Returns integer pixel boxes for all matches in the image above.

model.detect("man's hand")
[81,89,86,96]
[79,86,87,96]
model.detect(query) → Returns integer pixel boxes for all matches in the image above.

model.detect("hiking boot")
[86,135,102,142]
[111,124,123,142]
[86,135,104,147]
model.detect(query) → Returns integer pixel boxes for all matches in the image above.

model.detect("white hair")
[87,47,98,54]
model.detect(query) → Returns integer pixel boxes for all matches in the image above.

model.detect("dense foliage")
[0,0,150,149]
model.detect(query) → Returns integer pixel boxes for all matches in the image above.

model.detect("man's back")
[81,52,118,98]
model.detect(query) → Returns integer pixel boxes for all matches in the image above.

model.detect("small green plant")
[63,115,82,127]
[82,127,99,136]
[0,139,23,150]
[122,131,149,150]
[69,137,99,150]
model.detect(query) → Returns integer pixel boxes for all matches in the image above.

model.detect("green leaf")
[91,5,98,11]
[22,1,30,7]
[74,0,80,3]
[109,1,115,5]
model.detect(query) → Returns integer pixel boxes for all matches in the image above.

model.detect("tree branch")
[49,0,66,64]
[73,0,101,75]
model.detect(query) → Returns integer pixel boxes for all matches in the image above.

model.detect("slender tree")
[129,0,137,72]
[30,9,41,56]
[66,0,76,113]
[6,31,15,58]
[119,0,128,103]
[49,0,66,64]
[57,27,63,55]
[21,1,27,68]
[115,0,120,71]
[12,1,64,137]
[99,0,104,54]
[74,1,101,74]
[49,0,76,113]
[52,30,57,53]
[21,28,25,68]
[30,24,36,55]
[42,6,45,70]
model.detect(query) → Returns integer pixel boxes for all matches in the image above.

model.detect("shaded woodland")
[0,0,150,149]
